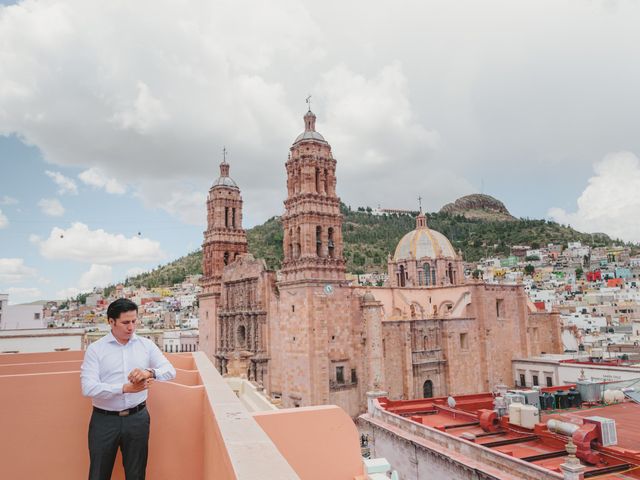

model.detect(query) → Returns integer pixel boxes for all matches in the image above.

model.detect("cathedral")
[198,108,562,417]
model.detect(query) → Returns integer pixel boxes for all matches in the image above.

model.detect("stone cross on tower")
[306,94,312,112]
[418,196,423,213]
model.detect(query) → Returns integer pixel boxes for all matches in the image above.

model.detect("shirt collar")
[106,331,138,345]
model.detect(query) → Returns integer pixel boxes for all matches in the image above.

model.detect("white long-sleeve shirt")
[80,331,176,411]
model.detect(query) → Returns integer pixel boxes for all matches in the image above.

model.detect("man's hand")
[128,368,152,384]
[123,378,153,394]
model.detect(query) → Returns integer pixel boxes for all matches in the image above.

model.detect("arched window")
[448,263,454,284]
[423,380,433,398]
[431,267,436,285]
[232,207,236,228]
[423,335,429,350]
[328,227,335,258]
[323,169,328,193]
[417,269,423,286]
[295,226,301,259]
[288,228,293,260]
[316,226,322,257]
[399,265,406,287]
[315,168,321,193]
[423,264,431,286]
[223,252,229,265]
[237,325,246,348]
[224,207,229,228]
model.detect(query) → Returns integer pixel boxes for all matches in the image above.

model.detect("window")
[459,332,468,350]
[519,373,526,387]
[496,299,504,317]
[546,376,553,387]
[34,313,40,320]
[292,305,295,312]
[316,226,322,257]
[336,366,345,384]
[532,375,539,386]
[351,368,357,384]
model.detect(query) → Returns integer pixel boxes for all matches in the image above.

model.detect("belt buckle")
[118,409,130,417]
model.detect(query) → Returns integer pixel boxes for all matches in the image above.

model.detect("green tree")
[524,264,535,276]
[575,267,584,279]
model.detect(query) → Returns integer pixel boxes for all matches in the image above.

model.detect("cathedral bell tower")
[280,108,346,283]
[199,153,248,364]
[201,154,248,290]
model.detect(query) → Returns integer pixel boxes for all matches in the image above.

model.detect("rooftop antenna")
[306,94,312,112]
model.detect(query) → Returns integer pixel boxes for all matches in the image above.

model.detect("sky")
[2,0,640,303]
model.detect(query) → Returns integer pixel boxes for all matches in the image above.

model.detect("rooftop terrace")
[376,388,640,479]
[0,350,366,480]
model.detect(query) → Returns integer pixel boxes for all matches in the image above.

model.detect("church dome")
[293,109,328,145]
[293,130,327,144]
[212,175,238,188]
[212,160,238,189]
[393,224,457,261]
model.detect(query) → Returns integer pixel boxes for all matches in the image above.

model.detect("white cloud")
[2,0,640,223]
[37,197,65,216]
[126,267,147,277]
[549,152,640,242]
[45,170,78,195]
[5,287,42,303]
[0,196,18,205]
[78,167,126,194]
[78,264,112,290]
[33,222,166,264]
[0,209,7,228]
[56,287,81,300]
[0,258,37,283]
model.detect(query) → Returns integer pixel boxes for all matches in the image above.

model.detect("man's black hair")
[107,298,138,322]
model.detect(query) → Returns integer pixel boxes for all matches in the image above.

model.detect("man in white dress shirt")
[81,298,176,480]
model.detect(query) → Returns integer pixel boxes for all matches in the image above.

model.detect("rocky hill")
[124,200,625,288]
[440,194,516,221]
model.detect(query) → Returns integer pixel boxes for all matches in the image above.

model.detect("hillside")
[440,194,516,222]
[124,205,622,287]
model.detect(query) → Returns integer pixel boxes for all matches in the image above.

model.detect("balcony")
[0,350,366,479]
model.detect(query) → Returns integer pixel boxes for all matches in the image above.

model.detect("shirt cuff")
[111,383,124,394]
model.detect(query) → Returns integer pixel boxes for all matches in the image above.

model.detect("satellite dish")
[447,396,456,408]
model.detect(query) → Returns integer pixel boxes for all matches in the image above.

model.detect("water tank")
[603,390,616,404]
[547,419,580,436]
[554,390,570,409]
[607,390,625,403]
[505,392,526,407]
[493,396,507,418]
[508,402,523,426]
[520,405,539,429]
[540,392,555,410]
[567,388,582,408]
[577,380,600,403]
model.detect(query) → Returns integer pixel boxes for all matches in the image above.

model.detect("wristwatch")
[146,368,156,379]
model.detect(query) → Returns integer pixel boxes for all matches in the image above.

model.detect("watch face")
[324,284,334,295]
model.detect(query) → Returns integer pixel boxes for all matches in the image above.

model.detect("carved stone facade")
[198,159,248,364]
[280,109,346,284]
[199,108,563,418]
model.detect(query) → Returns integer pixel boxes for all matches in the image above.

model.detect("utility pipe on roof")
[546,419,580,436]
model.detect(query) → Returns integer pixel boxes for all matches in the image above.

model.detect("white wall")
[1,304,45,330]
[0,329,84,353]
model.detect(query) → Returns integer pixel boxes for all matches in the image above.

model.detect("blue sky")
[2,0,640,303]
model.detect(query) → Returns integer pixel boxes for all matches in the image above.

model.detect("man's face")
[110,310,137,343]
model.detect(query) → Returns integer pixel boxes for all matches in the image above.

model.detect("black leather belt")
[93,402,146,417]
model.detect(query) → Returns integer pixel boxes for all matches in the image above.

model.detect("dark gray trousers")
[88,407,150,480]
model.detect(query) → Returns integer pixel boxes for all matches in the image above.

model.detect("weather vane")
[306,94,312,112]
